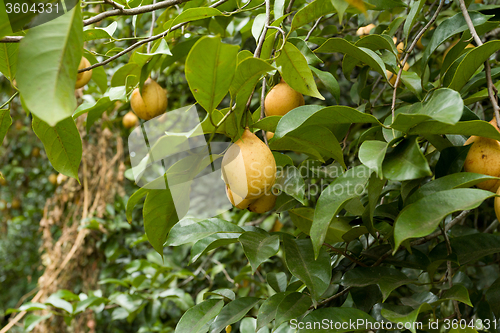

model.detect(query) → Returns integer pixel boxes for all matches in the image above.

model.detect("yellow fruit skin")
[48,173,58,185]
[75,57,92,89]
[495,186,500,222]
[387,62,410,86]
[264,82,304,117]
[130,78,168,120]
[266,132,274,141]
[464,120,500,192]
[416,37,424,50]
[123,111,139,128]
[356,23,376,36]
[226,186,256,209]
[248,192,276,213]
[222,128,276,200]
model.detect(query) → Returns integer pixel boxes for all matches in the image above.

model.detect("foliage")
[1,0,500,332]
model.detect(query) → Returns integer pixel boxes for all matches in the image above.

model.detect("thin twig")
[305,16,322,42]
[457,0,500,128]
[147,0,157,53]
[0,91,18,109]
[254,0,271,59]
[323,243,368,267]
[260,77,269,146]
[103,0,124,10]
[310,287,351,309]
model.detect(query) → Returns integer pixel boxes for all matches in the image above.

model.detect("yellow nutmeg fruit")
[130,78,168,120]
[226,185,256,210]
[122,111,139,129]
[75,57,92,89]
[464,119,500,192]
[248,191,277,214]
[356,23,376,36]
[48,173,58,185]
[264,81,304,117]
[266,131,274,141]
[387,62,410,86]
[222,128,276,201]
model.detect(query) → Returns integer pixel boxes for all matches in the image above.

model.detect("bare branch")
[0,36,22,43]
[253,0,271,59]
[103,0,125,10]
[305,16,322,42]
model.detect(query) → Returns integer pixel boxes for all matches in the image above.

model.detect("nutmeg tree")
[1,0,500,332]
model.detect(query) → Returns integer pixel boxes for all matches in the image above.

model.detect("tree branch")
[457,0,500,129]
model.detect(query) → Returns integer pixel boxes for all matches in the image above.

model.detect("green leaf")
[126,187,148,223]
[407,172,499,205]
[429,233,500,265]
[289,38,323,66]
[0,43,18,80]
[486,277,500,318]
[18,303,48,312]
[382,136,432,181]
[403,0,425,42]
[421,11,492,70]
[83,21,117,41]
[175,300,224,333]
[342,267,414,301]
[270,125,344,165]
[274,105,382,139]
[276,42,324,99]
[24,314,52,332]
[276,166,306,204]
[446,41,500,91]
[266,272,288,293]
[143,187,179,256]
[256,292,290,331]
[312,165,370,257]
[359,140,387,178]
[17,6,83,126]
[168,7,222,30]
[394,189,495,250]
[239,232,280,273]
[191,233,240,263]
[275,292,312,327]
[0,2,13,40]
[408,119,500,141]
[45,294,73,314]
[283,237,332,303]
[298,308,376,332]
[440,284,472,307]
[209,297,261,333]
[0,109,12,144]
[289,207,352,243]
[32,116,82,181]
[330,0,348,24]
[315,38,388,80]
[310,66,340,103]
[185,36,239,113]
[229,57,275,98]
[166,218,244,246]
[291,0,334,31]
[391,88,464,132]
[381,303,432,333]
[252,116,280,132]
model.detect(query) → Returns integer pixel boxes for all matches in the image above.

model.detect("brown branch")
[457,0,500,129]
[310,287,351,309]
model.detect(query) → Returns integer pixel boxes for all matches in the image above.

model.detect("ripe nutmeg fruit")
[264,80,304,117]
[464,119,500,192]
[222,128,276,203]
[76,57,92,89]
[130,78,168,120]
[123,111,139,129]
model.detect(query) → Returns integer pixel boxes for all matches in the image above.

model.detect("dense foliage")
[1,0,500,332]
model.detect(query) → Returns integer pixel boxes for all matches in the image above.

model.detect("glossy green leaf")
[239,232,280,273]
[0,2,13,40]
[0,109,12,144]
[394,189,495,250]
[312,165,370,257]
[276,42,324,99]
[486,277,500,317]
[407,172,499,205]
[382,136,432,181]
[32,116,82,181]
[191,234,240,263]
[359,140,387,178]
[429,233,500,265]
[421,12,491,69]
[310,66,340,103]
[229,57,275,98]
[275,293,312,327]
[291,0,334,31]
[266,272,288,293]
[283,237,331,303]
[289,38,323,66]
[289,207,352,243]
[166,218,244,246]
[143,188,179,256]
[185,36,239,113]
[342,267,414,301]
[440,285,472,307]
[391,89,464,132]
[209,297,261,333]
[252,116,280,132]
[17,6,83,126]
[24,314,51,332]
[0,43,18,80]
[168,7,222,30]
[403,0,425,41]
[83,21,117,41]
[256,292,290,331]
[446,41,500,91]
[409,119,500,141]
[175,300,224,333]
[274,105,382,139]
[299,308,376,332]
[381,303,432,333]
[315,38,388,80]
